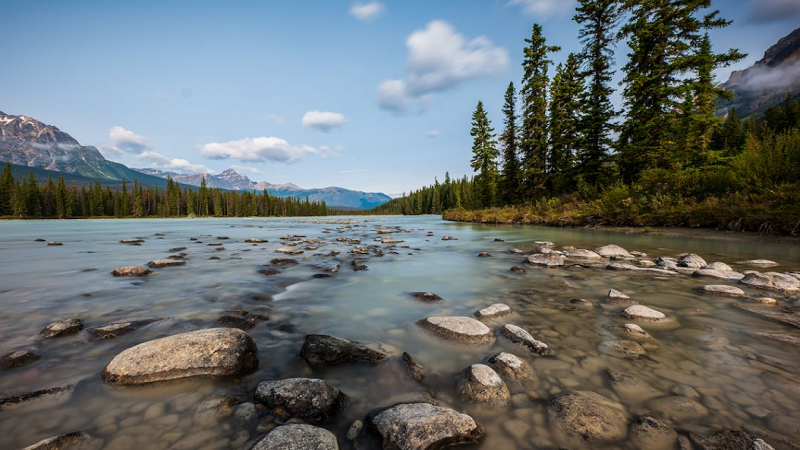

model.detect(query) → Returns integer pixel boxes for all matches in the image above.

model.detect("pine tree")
[0,163,13,216]
[499,82,521,205]
[470,101,500,208]
[56,175,69,218]
[25,171,42,217]
[548,53,585,192]
[573,0,619,187]
[520,24,560,198]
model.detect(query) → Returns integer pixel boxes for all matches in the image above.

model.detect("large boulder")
[417,317,493,344]
[252,424,339,450]
[593,245,632,259]
[500,324,551,356]
[101,328,258,385]
[548,391,628,443]
[525,253,566,267]
[368,403,484,450]
[255,378,346,422]
[456,364,511,406]
[300,334,392,366]
[740,272,800,293]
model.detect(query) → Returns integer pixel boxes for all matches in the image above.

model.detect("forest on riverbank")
[372,0,800,234]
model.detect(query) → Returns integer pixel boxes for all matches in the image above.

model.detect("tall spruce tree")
[499,82,521,205]
[520,24,560,198]
[573,0,620,187]
[470,101,499,208]
[548,53,585,192]
[0,163,13,216]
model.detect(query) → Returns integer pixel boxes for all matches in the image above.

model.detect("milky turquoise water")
[0,217,799,449]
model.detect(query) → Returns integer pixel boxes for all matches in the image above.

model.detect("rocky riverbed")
[0,216,799,449]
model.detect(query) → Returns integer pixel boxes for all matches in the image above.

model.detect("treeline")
[378,0,800,232]
[0,166,329,219]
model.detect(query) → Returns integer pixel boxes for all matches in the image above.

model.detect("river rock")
[148,259,186,268]
[525,253,566,267]
[477,252,491,257]
[736,259,779,268]
[101,328,258,385]
[417,317,493,344]
[598,340,646,359]
[1,384,74,409]
[690,430,775,450]
[457,364,511,406]
[410,292,443,303]
[300,334,391,366]
[87,318,164,339]
[510,266,526,274]
[40,318,83,338]
[754,297,778,305]
[630,416,678,450]
[566,249,602,260]
[697,285,747,297]
[368,402,484,450]
[245,238,268,243]
[486,352,536,384]
[620,305,671,323]
[647,395,709,420]
[255,378,346,422]
[610,324,652,340]
[474,303,513,321]
[533,240,555,246]
[568,298,593,309]
[0,350,41,370]
[120,238,144,244]
[734,304,800,329]
[656,257,679,270]
[607,289,638,305]
[678,253,707,268]
[548,391,628,443]
[252,424,339,450]
[19,431,100,450]
[693,268,745,280]
[276,246,304,255]
[740,272,800,293]
[111,266,152,277]
[707,262,733,271]
[606,368,663,402]
[594,244,632,259]
[500,324,551,356]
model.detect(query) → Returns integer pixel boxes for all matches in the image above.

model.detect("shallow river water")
[1,216,799,450]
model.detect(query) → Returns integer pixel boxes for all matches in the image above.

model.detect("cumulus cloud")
[301,111,348,131]
[230,164,264,175]
[200,137,327,164]
[350,2,384,20]
[104,126,209,174]
[135,150,212,174]
[508,0,577,17]
[109,126,151,153]
[377,21,509,113]
[746,0,800,23]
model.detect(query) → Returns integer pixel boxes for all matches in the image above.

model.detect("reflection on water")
[0,217,799,449]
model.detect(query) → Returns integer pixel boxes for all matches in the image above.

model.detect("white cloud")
[230,164,264,175]
[350,2,384,20]
[264,114,284,125]
[109,126,151,152]
[377,21,509,113]
[301,111,348,132]
[427,130,441,138]
[135,150,212,174]
[200,137,325,164]
[508,0,577,17]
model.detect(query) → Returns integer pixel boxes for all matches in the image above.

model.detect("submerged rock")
[647,395,709,420]
[300,334,391,366]
[477,252,491,257]
[736,259,779,268]
[510,266,526,274]
[525,253,566,267]
[111,266,152,277]
[457,364,510,406]
[593,244,632,259]
[697,285,747,297]
[410,292,443,303]
[0,350,41,370]
[101,328,258,385]
[252,424,339,450]
[120,238,144,244]
[548,390,628,443]
[87,318,164,339]
[486,352,536,384]
[271,258,299,266]
[147,259,186,268]
[610,324,652,340]
[500,324,551,356]
[740,272,800,293]
[606,368,663,403]
[245,238,268,243]
[607,289,638,305]
[689,430,775,450]
[630,416,678,450]
[276,246,304,255]
[474,303,513,321]
[598,340,646,359]
[0,384,74,409]
[368,402,484,450]
[734,304,800,329]
[417,316,494,344]
[255,378,346,422]
[40,318,83,338]
[19,431,100,450]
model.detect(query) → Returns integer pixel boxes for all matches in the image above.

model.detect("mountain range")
[719,27,800,118]
[0,111,391,209]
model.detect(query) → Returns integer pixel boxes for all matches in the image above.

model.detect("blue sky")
[2,0,798,196]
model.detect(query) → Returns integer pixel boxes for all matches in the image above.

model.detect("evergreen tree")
[573,0,620,186]
[548,53,585,192]
[25,171,42,217]
[499,82,521,205]
[56,175,69,218]
[520,24,560,198]
[0,163,13,216]
[470,101,499,208]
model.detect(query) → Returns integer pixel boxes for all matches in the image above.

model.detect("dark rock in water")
[402,352,425,382]
[17,431,99,450]
[259,268,280,276]
[410,292,443,303]
[525,253,566,267]
[217,315,255,330]
[478,252,492,257]
[569,298,593,308]
[630,416,678,450]
[0,350,41,370]
[217,236,229,240]
[119,238,144,244]
[47,242,63,246]
[500,324,551,356]
[245,238,268,243]
[457,364,511,406]
[417,316,494,344]
[0,385,74,409]
[367,402,484,450]
[252,424,339,450]
[34,238,46,242]
[510,266,526,274]
[313,274,332,279]
[111,266,152,277]
[87,318,164,339]
[352,259,368,271]
[598,340,646,359]
[168,247,187,252]
[300,334,391,366]
[548,390,628,443]
[255,378,347,422]
[271,258,298,266]
[40,318,83,338]
[441,236,458,241]
[690,430,775,450]
[101,328,258,385]
[315,262,340,273]
[494,238,504,242]
[148,259,186,268]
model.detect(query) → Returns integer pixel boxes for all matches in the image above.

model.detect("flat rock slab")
[457,364,511,406]
[19,431,100,450]
[734,304,800,329]
[609,324,652,340]
[620,305,672,323]
[101,328,258,385]
[252,424,339,450]
[120,239,144,244]
[255,378,346,422]
[1,385,74,409]
[693,269,745,280]
[276,247,304,255]
[697,285,747,297]
[526,253,566,267]
[487,352,535,383]
[0,350,41,370]
[500,324,551,356]
[368,403,484,450]
[417,316,493,344]
[87,318,164,339]
[647,395,709,421]
[148,259,186,268]
[690,430,775,450]
[300,334,392,366]
[752,331,800,347]
[566,249,602,260]
[548,390,628,443]
[245,238,268,243]
[112,266,152,277]
[606,369,664,403]
[598,340,646,359]
[593,245,632,258]
[736,259,779,267]
[40,318,83,338]
[740,272,800,293]
[474,303,513,321]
